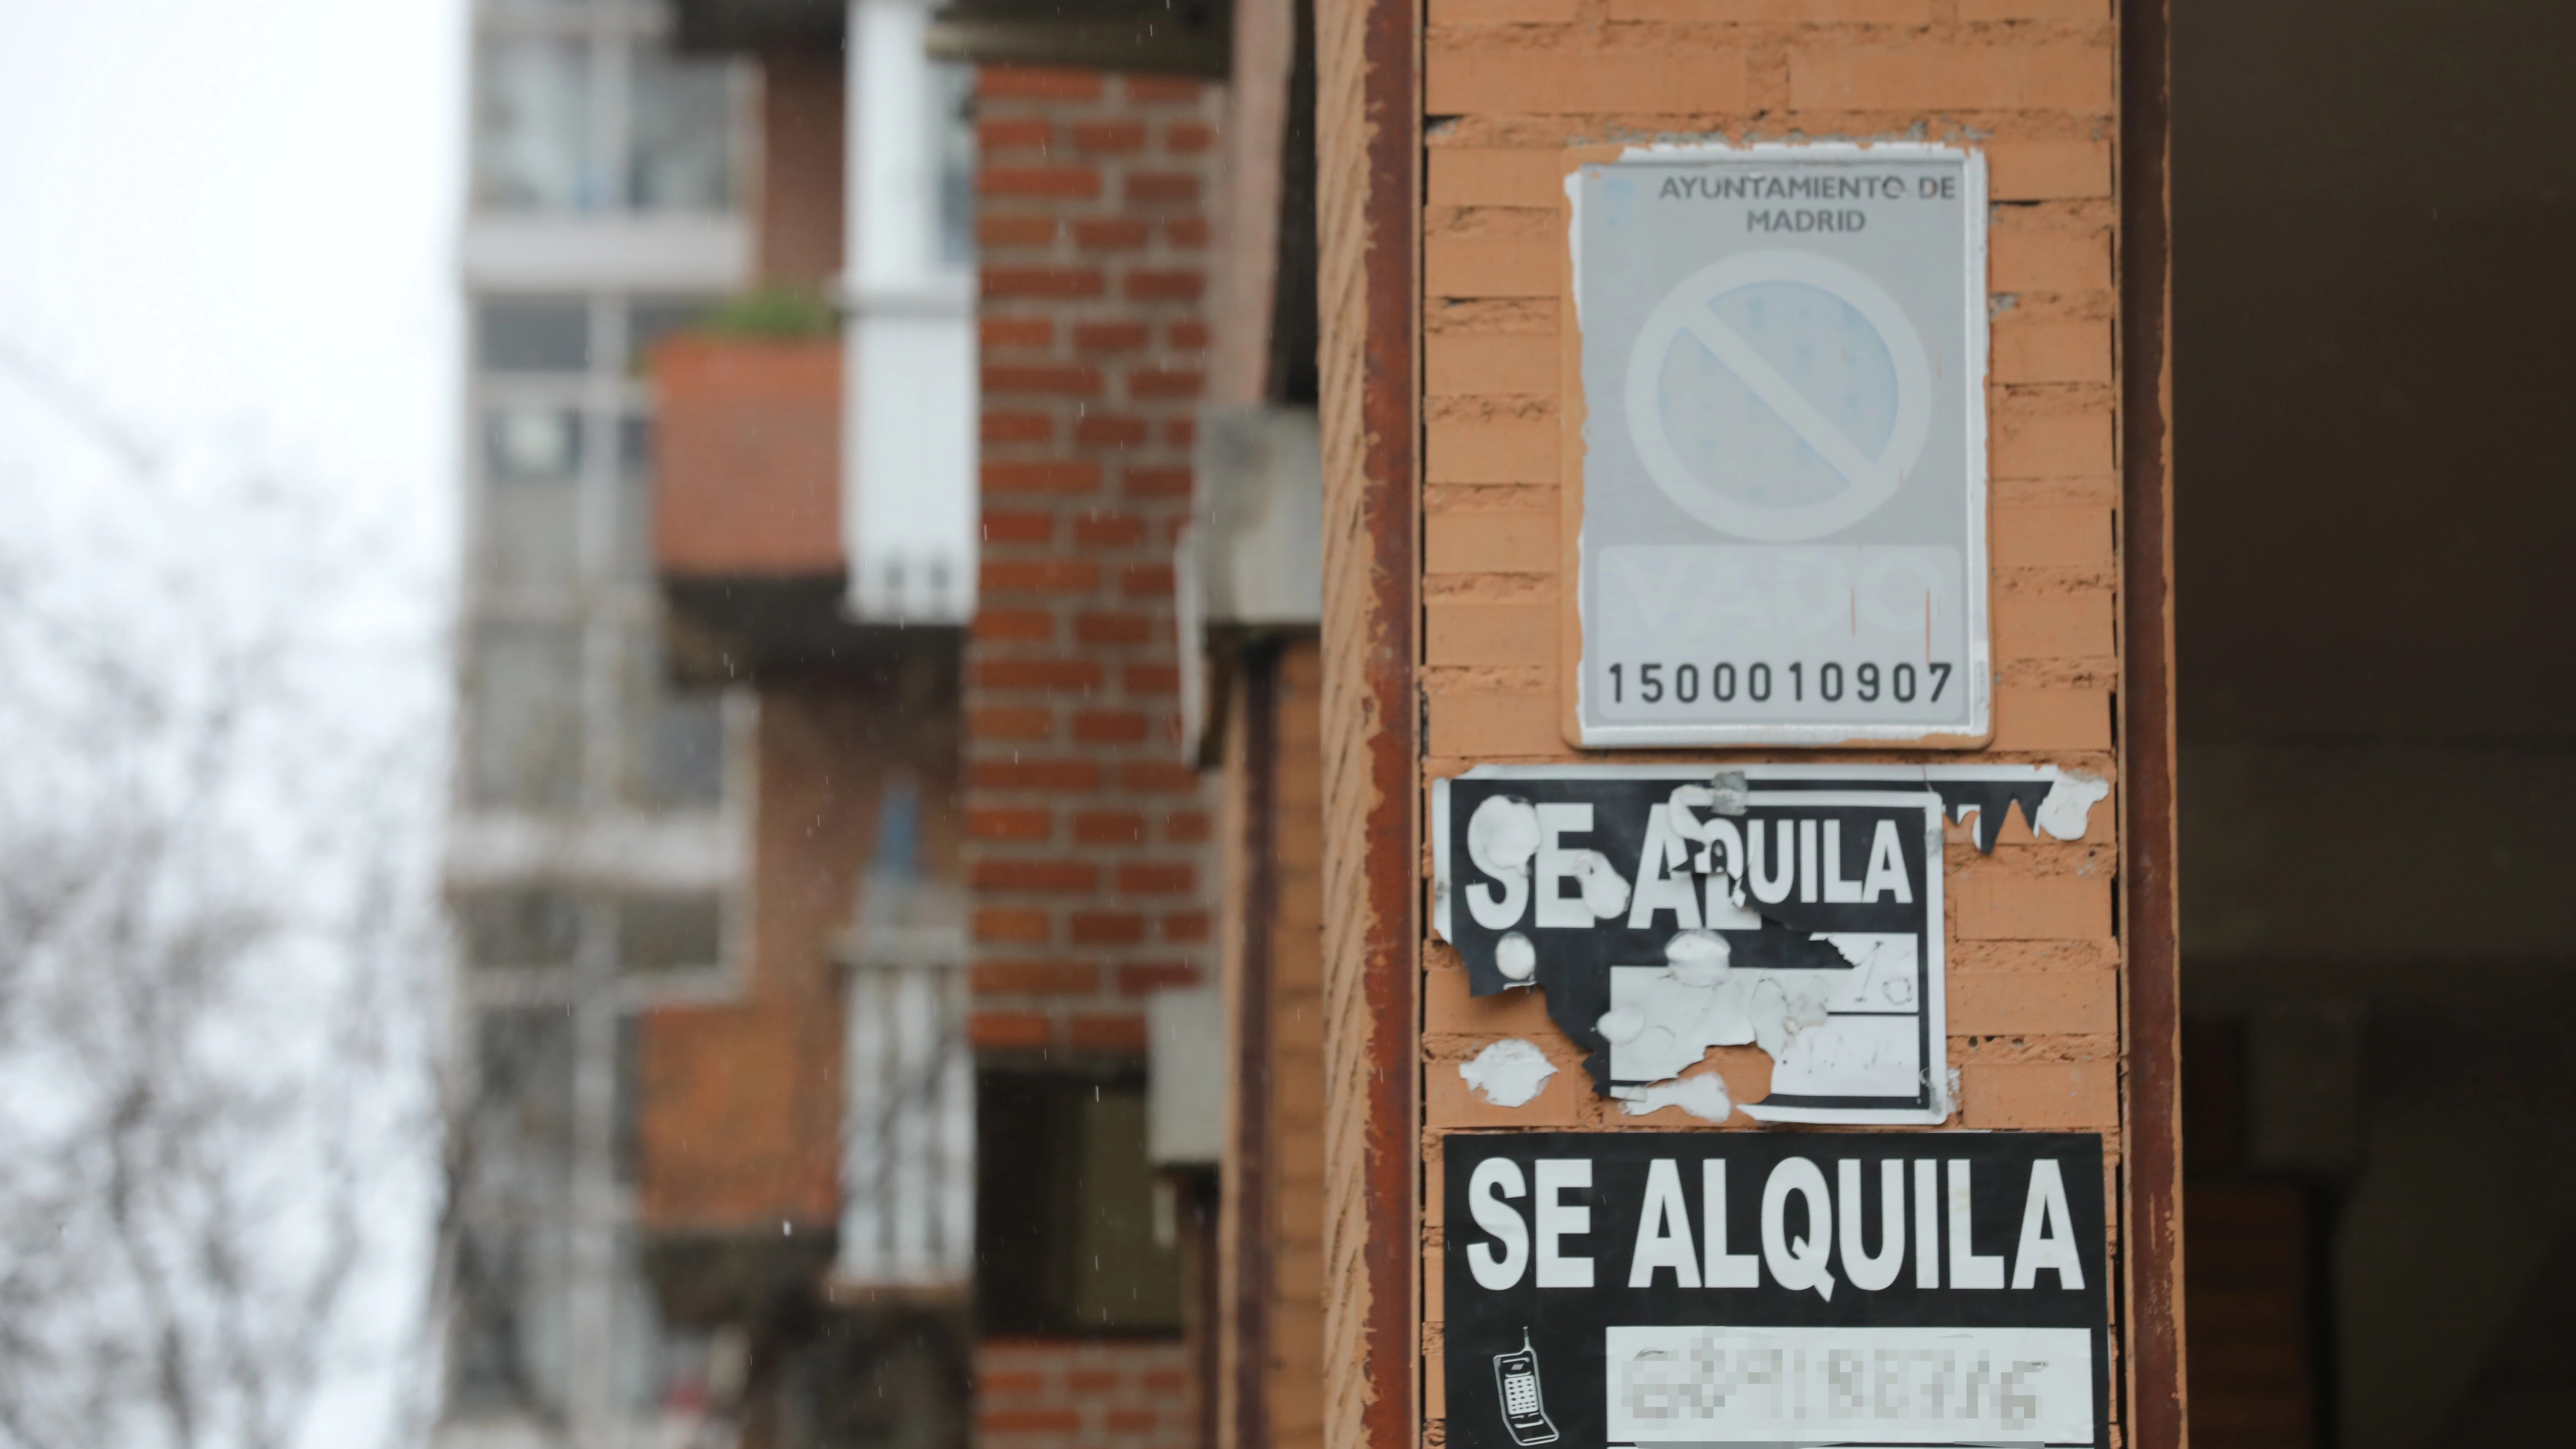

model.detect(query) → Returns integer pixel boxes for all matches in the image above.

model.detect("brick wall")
[1402,0,2126,1437]
[978,1340,1197,1449]
[652,334,843,578]
[1216,641,1326,1449]
[965,66,1224,1055]
[756,46,846,291]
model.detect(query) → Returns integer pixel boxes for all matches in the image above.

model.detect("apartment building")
[444,0,782,1440]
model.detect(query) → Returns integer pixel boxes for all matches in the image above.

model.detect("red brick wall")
[652,334,843,578]
[979,1340,1197,1449]
[756,46,846,291]
[965,67,1222,1054]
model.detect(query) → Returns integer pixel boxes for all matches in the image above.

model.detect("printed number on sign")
[1605,660,1952,706]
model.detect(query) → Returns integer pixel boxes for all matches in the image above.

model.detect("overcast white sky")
[0,3,466,1442]
[0,0,463,542]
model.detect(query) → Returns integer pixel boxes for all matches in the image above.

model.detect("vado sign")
[1444,1133,2109,1449]
[1565,143,1989,748]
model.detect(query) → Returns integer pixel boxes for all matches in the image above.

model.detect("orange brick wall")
[966,67,1224,1053]
[652,334,844,578]
[978,1340,1198,1449]
[1408,1,2125,1435]
[1261,643,1327,1449]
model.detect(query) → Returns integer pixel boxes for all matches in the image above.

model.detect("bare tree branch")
[0,435,444,1449]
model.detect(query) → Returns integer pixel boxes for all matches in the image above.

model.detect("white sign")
[1568,144,1990,748]
[1607,1325,2097,1446]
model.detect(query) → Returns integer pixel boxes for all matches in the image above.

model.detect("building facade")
[448,0,757,1439]
[444,2,2576,1448]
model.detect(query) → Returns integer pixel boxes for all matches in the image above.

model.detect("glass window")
[613,412,654,584]
[616,892,721,974]
[460,886,583,969]
[478,299,592,373]
[933,62,977,269]
[619,631,723,809]
[486,405,585,481]
[466,622,586,810]
[613,1012,642,1187]
[976,1073,1183,1334]
[629,692,722,809]
[452,1221,575,1416]
[1070,1090,1184,1328]
[471,1009,578,1203]
[481,407,585,588]
[627,299,710,373]
[626,49,736,212]
[474,36,600,212]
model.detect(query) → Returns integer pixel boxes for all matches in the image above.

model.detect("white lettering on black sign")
[1444,1132,2109,1449]
[1432,763,2106,1126]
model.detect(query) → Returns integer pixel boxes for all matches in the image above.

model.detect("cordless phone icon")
[1492,1330,1559,1446]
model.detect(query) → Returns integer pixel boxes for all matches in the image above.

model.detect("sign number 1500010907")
[1602,659,1953,709]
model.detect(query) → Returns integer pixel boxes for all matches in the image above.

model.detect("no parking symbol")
[1625,252,1934,544]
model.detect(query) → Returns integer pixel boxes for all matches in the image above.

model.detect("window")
[452,1221,575,1416]
[976,1073,1185,1334]
[471,1008,578,1204]
[612,412,654,583]
[460,887,583,969]
[625,299,708,372]
[620,629,724,809]
[613,1013,643,1186]
[486,406,585,482]
[615,892,721,973]
[481,406,584,588]
[479,299,593,373]
[465,295,731,816]
[627,49,734,212]
[465,621,585,810]
[458,887,725,978]
[933,62,977,268]
[474,35,598,212]
[469,4,741,219]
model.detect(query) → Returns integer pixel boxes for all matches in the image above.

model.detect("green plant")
[698,286,840,340]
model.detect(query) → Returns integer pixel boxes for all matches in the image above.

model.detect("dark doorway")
[2173,2,2576,1445]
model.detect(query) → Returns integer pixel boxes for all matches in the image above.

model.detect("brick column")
[1322,5,2141,1448]
[966,67,1223,1054]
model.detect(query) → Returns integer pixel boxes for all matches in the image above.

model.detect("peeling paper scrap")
[1458,1038,1556,1108]
[1613,1073,1734,1122]
[2034,770,2111,841]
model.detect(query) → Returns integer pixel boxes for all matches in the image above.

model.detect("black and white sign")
[1568,143,1990,748]
[1444,1133,2110,1449]
[1431,765,2108,1125]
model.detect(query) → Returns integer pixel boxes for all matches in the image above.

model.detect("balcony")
[652,325,901,683]
[654,329,844,582]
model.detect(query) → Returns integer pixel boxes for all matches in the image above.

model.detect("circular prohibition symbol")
[1623,251,1934,543]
